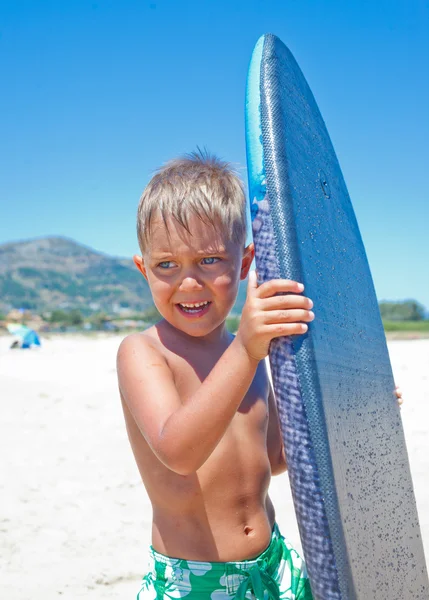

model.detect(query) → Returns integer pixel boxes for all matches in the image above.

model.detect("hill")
[0,237,154,314]
[0,236,247,315]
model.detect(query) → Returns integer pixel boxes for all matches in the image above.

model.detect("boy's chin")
[162,313,229,338]
[177,320,225,337]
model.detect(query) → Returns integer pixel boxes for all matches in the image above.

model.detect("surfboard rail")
[245,33,429,600]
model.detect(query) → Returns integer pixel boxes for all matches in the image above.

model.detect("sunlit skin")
[133,216,254,344]
[121,214,295,560]
[118,213,405,562]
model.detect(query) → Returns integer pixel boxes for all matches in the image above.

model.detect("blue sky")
[1,0,428,308]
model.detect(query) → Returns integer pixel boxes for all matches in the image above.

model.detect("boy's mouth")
[176,300,212,318]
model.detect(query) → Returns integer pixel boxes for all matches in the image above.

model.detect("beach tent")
[6,324,41,349]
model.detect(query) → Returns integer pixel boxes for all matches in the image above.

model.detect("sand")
[0,334,428,598]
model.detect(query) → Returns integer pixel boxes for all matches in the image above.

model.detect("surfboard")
[245,34,428,600]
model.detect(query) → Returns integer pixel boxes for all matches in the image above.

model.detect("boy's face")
[134,214,254,339]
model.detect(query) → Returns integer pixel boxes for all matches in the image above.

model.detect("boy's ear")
[133,255,148,281]
[240,243,255,280]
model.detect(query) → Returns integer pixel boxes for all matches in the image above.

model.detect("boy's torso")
[121,321,277,562]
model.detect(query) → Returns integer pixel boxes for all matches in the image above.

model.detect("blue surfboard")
[245,34,428,600]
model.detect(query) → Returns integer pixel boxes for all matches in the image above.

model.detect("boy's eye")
[158,261,175,268]
[201,257,220,265]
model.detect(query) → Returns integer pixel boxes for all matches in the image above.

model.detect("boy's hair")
[137,149,247,253]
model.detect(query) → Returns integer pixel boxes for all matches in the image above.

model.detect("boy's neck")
[156,319,232,347]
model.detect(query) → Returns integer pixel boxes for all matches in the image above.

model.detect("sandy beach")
[1,334,428,598]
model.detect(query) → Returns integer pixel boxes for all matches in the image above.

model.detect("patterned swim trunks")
[137,523,313,599]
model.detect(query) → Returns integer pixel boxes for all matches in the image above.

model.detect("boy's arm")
[267,383,287,475]
[118,274,313,476]
[117,333,259,476]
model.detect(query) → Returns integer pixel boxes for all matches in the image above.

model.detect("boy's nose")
[179,276,204,291]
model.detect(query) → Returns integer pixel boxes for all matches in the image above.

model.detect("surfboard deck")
[245,34,428,600]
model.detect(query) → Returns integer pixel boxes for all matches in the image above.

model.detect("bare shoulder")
[116,329,172,393]
[117,323,171,363]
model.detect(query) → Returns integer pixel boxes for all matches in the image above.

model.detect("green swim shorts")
[137,523,313,599]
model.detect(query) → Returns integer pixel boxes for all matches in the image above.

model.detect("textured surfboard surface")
[245,34,428,600]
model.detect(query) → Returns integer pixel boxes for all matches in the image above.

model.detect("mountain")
[0,236,247,315]
[0,236,154,314]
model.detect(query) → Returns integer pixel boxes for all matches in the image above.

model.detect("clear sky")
[1,0,428,309]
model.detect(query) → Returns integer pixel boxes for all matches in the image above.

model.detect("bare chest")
[166,350,269,426]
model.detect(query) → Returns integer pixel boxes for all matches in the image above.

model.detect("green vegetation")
[89,312,111,329]
[379,301,428,334]
[17,267,41,277]
[224,315,429,335]
[226,315,241,333]
[379,300,425,321]
[140,305,162,325]
[0,274,38,300]
[49,309,84,326]
[382,320,429,332]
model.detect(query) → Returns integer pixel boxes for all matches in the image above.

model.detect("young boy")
[117,151,314,599]
[117,152,401,599]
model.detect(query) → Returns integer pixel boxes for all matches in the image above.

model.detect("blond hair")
[137,149,247,253]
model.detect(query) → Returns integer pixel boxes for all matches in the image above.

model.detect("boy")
[117,150,313,599]
[117,151,400,599]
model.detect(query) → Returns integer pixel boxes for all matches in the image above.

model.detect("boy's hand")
[236,271,315,362]
[395,386,404,409]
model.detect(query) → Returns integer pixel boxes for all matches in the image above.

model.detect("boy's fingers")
[267,322,309,337]
[263,309,315,324]
[262,294,313,310]
[247,270,258,295]
[257,279,304,299]
[394,386,404,406]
